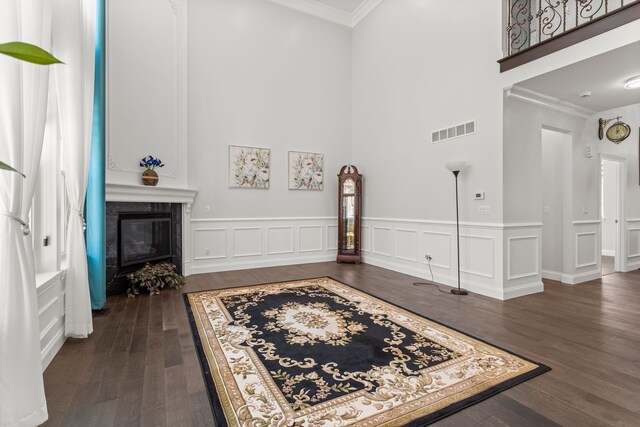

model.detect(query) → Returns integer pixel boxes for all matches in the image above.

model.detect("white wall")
[107,0,188,187]
[105,0,640,295]
[587,104,640,219]
[601,159,618,256]
[541,129,571,274]
[352,0,504,224]
[188,0,352,219]
[590,104,640,269]
[186,0,352,272]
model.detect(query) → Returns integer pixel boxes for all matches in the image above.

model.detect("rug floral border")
[183,277,550,426]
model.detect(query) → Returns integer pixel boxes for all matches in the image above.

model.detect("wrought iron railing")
[505,0,638,56]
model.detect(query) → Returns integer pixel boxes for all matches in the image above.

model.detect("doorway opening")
[541,128,572,280]
[600,156,625,276]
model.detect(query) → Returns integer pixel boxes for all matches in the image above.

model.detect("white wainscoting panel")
[361,225,371,252]
[420,231,451,270]
[37,271,66,371]
[190,217,337,274]
[628,228,640,258]
[576,232,598,269]
[360,218,540,300]
[507,236,539,280]
[372,227,392,257]
[503,225,543,298]
[299,225,323,253]
[267,227,295,255]
[233,228,263,258]
[193,228,227,260]
[394,229,418,262]
[460,234,494,279]
[327,225,338,251]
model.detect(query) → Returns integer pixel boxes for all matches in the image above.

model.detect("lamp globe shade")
[445,161,467,173]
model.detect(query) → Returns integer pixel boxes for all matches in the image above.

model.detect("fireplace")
[118,212,173,267]
[106,202,182,296]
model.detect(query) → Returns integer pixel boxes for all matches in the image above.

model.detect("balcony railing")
[501,0,640,70]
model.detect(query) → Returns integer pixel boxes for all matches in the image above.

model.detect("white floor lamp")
[445,161,468,296]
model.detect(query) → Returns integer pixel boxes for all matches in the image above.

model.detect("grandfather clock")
[337,165,362,263]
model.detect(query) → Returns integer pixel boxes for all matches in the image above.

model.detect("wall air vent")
[431,120,476,143]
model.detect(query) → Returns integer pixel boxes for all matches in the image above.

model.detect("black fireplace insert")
[118,212,173,267]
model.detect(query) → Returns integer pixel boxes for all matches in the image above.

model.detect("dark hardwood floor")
[42,262,640,426]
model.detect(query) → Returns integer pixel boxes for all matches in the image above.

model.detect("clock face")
[606,122,631,144]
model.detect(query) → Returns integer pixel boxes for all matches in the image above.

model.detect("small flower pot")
[142,169,159,186]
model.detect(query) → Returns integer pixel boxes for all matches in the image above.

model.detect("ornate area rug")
[184,277,549,426]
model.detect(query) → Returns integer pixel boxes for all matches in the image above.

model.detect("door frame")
[600,153,627,273]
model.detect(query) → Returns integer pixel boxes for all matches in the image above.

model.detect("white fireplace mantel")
[106,183,197,208]
[106,182,198,276]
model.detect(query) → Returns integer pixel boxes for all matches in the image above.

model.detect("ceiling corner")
[351,0,384,27]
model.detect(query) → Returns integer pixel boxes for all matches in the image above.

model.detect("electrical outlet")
[478,205,491,215]
[205,248,210,256]
[204,205,211,213]
[425,254,432,261]
[543,206,551,214]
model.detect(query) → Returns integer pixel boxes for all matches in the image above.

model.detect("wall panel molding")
[233,227,263,258]
[371,227,393,257]
[575,232,598,269]
[299,225,323,253]
[507,235,539,280]
[627,228,640,258]
[190,217,337,274]
[267,226,295,255]
[394,229,418,262]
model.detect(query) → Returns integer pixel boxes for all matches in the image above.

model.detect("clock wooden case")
[337,165,362,264]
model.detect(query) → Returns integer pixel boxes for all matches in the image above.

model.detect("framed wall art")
[288,151,324,190]
[228,145,270,189]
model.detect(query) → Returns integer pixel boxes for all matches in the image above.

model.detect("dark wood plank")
[42,262,640,426]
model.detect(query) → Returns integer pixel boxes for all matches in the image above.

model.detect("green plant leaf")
[0,42,62,65]
[0,161,25,177]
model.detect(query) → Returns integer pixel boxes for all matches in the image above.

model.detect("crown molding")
[265,0,383,28]
[352,0,384,26]
[506,85,596,119]
[266,0,352,26]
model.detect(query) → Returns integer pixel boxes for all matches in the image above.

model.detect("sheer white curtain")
[0,1,51,426]
[52,0,95,338]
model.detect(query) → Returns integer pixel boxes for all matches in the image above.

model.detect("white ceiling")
[515,41,640,113]
[311,0,368,14]
[266,0,383,27]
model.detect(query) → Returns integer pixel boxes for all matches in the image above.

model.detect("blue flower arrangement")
[139,155,165,171]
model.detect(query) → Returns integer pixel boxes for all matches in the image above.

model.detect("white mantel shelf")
[106,183,197,205]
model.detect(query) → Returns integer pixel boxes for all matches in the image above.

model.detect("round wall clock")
[606,121,631,144]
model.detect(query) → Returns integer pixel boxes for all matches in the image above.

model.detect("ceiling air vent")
[431,120,476,143]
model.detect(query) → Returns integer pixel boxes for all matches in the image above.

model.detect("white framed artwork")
[228,145,271,189]
[288,151,324,191]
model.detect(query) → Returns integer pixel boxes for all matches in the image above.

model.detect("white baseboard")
[561,269,602,285]
[362,255,507,300]
[623,260,640,272]
[190,254,336,276]
[503,281,544,299]
[543,268,602,284]
[541,270,562,281]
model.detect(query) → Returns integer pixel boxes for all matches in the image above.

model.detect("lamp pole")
[444,161,468,296]
[450,170,467,295]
